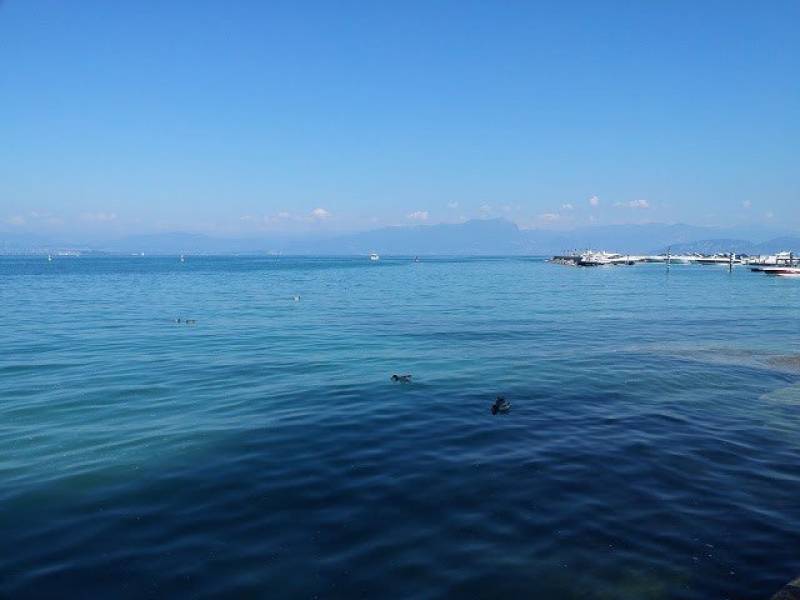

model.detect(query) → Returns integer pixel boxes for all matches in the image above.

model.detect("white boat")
[578,251,635,266]
[666,255,695,264]
[369,253,380,262]
[47,254,53,262]
[749,251,794,271]
[760,266,800,277]
[695,254,740,266]
[180,254,185,263]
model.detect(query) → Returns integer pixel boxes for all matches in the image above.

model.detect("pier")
[549,250,799,275]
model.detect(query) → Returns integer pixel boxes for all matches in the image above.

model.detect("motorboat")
[760,266,800,277]
[749,251,794,271]
[578,251,635,266]
[695,254,740,266]
[666,255,695,264]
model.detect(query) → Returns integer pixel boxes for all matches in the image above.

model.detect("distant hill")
[662,236,800,255]
[659,239,757,254]
[283,219,529,255]
[553,223,735,254]
[99,232,269,254]
[754,236,800,254]
[282,221,797,256]
[2,219,798,256]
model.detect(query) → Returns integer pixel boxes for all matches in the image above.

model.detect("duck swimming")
[491,396,511,415]
[391,374,412,383]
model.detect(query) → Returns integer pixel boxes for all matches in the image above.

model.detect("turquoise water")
[1,256,799,598]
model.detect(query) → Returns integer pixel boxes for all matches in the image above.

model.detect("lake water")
[1,256,799,598]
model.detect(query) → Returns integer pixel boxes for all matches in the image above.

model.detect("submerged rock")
[767,355,800,373]
[773,576,800,600]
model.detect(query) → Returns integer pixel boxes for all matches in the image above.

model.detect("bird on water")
[491,396,511,415]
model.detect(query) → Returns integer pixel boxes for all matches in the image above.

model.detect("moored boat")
[695,254,740,265]
[578,251,629,266]
[760,266,800,277]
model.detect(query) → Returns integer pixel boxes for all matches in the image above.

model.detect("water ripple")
[1,256,799,598]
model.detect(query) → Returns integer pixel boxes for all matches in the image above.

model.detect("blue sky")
[1,0,798,236]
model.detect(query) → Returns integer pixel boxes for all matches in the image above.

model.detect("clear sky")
[1,0,798,237]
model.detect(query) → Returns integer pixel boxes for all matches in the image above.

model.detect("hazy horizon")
[4,217,799,257]
[1,215,796,239]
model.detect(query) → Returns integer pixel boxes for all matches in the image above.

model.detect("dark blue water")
[2,256,799,598]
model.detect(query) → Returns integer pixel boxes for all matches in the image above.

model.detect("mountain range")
[2,220,799,256]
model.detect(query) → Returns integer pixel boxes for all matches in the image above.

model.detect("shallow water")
[1,256,799,598]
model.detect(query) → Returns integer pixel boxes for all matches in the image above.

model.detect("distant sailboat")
[180,254,185,263]
[47,254,53,262]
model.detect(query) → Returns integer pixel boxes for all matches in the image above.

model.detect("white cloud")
[479,203,492,216]
[614,199,650,209]
[539,212,561,222]
[266,211,296,224]
[310,207,331,220]
[6,211,64,227]
[588,195,600,207]
[81,211,118,222]
[243,211,295,225]
[765,210,774,219]
[561,203,574,211]
[447,201,459,209]
[742,200,752,209]
[29,210,54,219]
[407,210,429,221]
